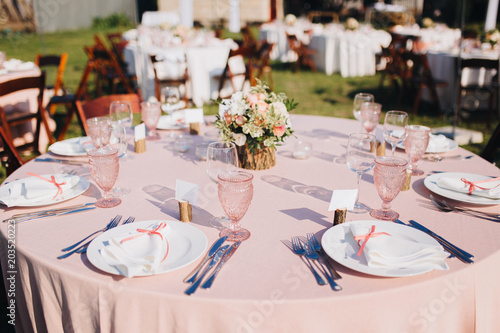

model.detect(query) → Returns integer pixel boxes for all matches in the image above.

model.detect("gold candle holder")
[178,200,192,222]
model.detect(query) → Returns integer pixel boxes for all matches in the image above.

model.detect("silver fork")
[61,215,122,252]
[303,240,342,291]
[430,195,500,221]
[306,233,342,280]
[291,237,326,286]
[122,216,136,224]
[57,215,123,259]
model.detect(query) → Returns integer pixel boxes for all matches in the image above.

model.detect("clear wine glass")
[359,102,382,134]
[207,142,239,229]
[404,125,431,176]
[383,110,408,155]
[140,101,161,140]
[346,133,376,214]
[161,86,181,139]
[353,93,374,121]
[109,101,133,159]
[108,122,131,197]
[88,148,122,208]
[218,171,254,242]
[370,156,408,221]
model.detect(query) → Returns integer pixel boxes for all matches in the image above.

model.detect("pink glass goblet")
[218,171,254,242]
[370,156,408,221]
[404,125,430,176]
[360,102,382,134]
[88,148,122,208]
[86,116,112,148]
[141,101,161,140]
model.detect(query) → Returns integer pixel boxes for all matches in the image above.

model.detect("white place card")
[175,180,199,206]
[184,108,204,124]
[328,189,358,211]
[134,123,146,141]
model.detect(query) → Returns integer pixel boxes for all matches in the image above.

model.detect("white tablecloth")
[124,39,235,107]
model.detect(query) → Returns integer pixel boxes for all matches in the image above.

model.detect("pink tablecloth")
[1,115,499,332]
[0,67,55,153]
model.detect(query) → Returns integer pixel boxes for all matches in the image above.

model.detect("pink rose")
[246,93,260,108]
[273,123,286,137]
[235,115,246,126]
[224,112,233,124]
[256,100,268,116]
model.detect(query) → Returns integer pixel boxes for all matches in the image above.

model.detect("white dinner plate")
[156,114,189,130]
[48,137,92,156]
[161,101,186,113]
[396,138,458,153]
[424,172,500,205]
[0,174,90,207]
[321,220,443,277]
[87,220,208,277]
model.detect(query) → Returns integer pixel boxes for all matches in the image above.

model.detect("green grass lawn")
[0,26,498,182]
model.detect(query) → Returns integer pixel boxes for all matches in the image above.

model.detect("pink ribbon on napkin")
[460,177,500,195]
[26,172,66,200]
[121,222,169,262]
[353,225,391,257]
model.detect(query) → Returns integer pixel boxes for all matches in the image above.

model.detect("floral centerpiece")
[345,18,359,31]
[421,17,435,29]
[486,29,500,48]
[213,81,296,170]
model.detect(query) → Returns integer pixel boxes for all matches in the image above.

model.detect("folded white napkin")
[350,224,449,270]
[436,177,500,199]
[100,222,171,278]
[427,134,450,153]
[2,59,35,71]
[49,137,89,155]
[0,174,80,207]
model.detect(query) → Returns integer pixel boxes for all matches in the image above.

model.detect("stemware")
[370,156,408,221]
[88,148,122,208]
[346,133,376,213]
[140,101,162,140]
[108,123,131,196]
[206,142,239,228]
[161,86,181,138]
[404,125,431,176]
[353,93,374,121]
[109,101,133,129]
[359,102,382,134]
[86,117,112,148]
[218,171,254,242]
[383,110,408,155]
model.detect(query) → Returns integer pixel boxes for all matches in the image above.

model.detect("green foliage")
[92,13,134,29]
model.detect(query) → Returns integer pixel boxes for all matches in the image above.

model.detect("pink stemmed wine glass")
[360,102,382,134]
[353,92,374,121]
[141,101,162,140]
[404,125,430,176]
[86,116,112,148]
[218,171,254,242]
[88,148,122,208]
[370,156,408,221]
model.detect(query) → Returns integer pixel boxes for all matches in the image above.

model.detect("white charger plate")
[0,174,90,207]
[87,220,208,277]
[48,137,92,156]
[424,172,500,205]
[321,220,443,277]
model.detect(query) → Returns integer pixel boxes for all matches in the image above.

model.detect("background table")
[1,115,500,332]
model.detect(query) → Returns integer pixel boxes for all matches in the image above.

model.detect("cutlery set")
[395,219,474,264]
[184,236,241,295]
[3,203,96,224]
[35,157,86,165]
[430,195,500,222]
[286,234,342,291]
[57,215,135,259]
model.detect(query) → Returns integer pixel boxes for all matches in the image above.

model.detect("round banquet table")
[1,115,500,333]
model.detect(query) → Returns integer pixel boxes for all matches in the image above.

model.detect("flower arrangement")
[486,29,500,46]
[421,17,435,29]
[345,18,359,31]
[285,14,297,26]
[214,81,296,154]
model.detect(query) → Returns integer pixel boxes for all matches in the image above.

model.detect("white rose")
[233,133,247,146]
[219,99,231,117]
[272,102,289,118]
[229,92,247,116]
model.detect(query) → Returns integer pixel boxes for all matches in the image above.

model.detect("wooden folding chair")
[35,52,68,115]
[216,46,253,99]
[150,53,189,105]
[0,72,54,157]
[456,57,499,129]
[75,93,141,135]
[249,41,275,89]
[400,50,448,115]
[241,25,260,54]
[0,125,23,176]
[286,34,317,72]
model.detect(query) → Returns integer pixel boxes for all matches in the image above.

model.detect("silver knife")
[8,206,97,224]
[201,241,241,289]
[4,203,95,222]
[184,236,228,283]
[35,158,85,165]
[185,245,229,295]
